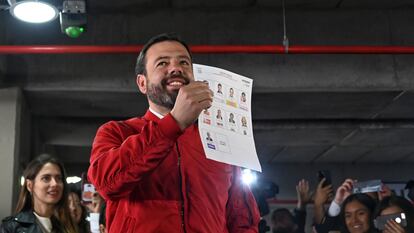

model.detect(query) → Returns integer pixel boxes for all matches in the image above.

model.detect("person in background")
[313,177,334,226]
[315,178,392,233]
[339,193,377,233]
[373,196,414,233]
[85,192,105,233]
[67,183,105,233]
[98,201,107,233]
[68,184,90,233]
[271,179,312,233]
[0,154,77,233]
[87,33,260,233]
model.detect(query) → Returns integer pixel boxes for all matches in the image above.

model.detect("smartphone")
[353,179,382,194]
[374,213,407,230]
[317,170,332,187]
[81,173,96,203]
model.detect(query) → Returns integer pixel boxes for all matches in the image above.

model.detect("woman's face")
[344,200,371,233]
[68,192,83,223]
[27,163,64,209]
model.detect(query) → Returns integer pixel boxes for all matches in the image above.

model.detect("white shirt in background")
[89,213,100,233]
[328,201,341,217]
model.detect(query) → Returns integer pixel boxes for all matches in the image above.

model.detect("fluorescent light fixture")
[66,176,82,184]
[10,1,59,23]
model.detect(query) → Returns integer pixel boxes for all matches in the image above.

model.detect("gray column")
[0,87,29,219]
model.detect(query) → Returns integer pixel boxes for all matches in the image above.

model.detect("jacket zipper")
[176,142,187,233]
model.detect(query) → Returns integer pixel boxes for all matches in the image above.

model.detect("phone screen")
[81,173,96,203]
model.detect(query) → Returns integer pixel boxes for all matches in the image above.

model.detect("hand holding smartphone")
[353,179,382,194]
[374,213,407,230]
[317,170,332,187]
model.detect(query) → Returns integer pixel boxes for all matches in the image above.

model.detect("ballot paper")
[194,64,262,172]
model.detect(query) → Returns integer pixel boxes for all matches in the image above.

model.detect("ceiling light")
[67,176,82,184]
[10,0,59,23]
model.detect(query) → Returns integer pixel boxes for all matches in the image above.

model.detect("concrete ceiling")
[1,0,414,176]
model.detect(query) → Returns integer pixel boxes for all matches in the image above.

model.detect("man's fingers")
[196,90,214,102]
[186,81,211,91]
[180,84,213,102]
[198,99,213,110]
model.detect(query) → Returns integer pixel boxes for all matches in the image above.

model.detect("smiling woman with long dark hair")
[340,193,377,233]
[1,154,77,233]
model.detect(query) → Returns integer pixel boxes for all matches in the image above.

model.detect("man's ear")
[136,74,147,94]
[27,180,33,193]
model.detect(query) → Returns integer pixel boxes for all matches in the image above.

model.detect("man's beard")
[146,74,190,110]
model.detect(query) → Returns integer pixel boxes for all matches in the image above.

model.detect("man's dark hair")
[135,33,192,76]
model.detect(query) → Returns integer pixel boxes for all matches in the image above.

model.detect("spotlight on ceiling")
[9,0,59,23]
[59,0,87,38]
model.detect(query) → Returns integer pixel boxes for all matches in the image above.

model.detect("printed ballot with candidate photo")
[194,64,262,172]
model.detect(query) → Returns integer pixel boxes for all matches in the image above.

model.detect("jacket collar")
[144,109,163,123]
[14,210,36,224]
[143,109,198,131]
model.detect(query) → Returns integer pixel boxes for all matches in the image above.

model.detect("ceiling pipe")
[1,45,414,54]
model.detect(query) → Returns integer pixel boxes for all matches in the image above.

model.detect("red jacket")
[88,110,260,233]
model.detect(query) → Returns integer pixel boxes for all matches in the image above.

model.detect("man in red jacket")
[88,33,260,233]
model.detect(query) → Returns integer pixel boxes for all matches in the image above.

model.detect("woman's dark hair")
[15,154,77,233]
[340,193,377,233]
[373,195,414,232]
[134,32,192,76]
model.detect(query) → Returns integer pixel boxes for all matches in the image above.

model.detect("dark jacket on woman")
[1,211,44,233]
[1,210,65,233]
